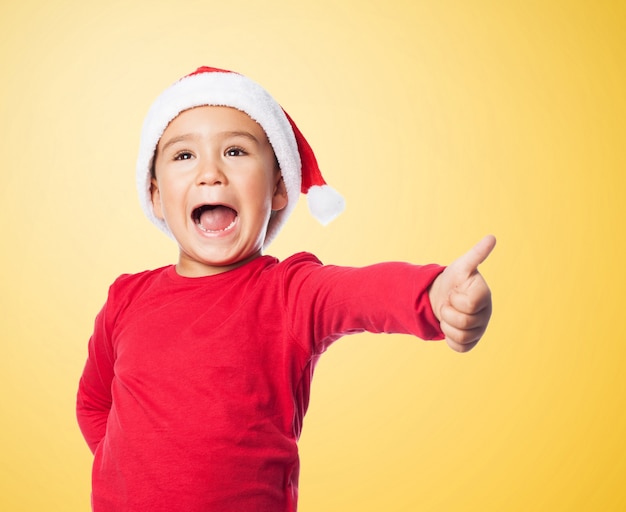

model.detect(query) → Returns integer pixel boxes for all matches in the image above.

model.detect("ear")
[150,178,164,220]
[271,174,288,212]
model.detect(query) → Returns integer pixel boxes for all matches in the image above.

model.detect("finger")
[445,337,480,353]
[454,234,496,276]
[439,302,491,331]
[440,321,486,352]
[448,277,492,315]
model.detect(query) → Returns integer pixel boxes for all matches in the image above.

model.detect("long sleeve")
[280,253,445,354]
[76,299,116,453]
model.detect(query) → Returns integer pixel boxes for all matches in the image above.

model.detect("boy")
[77,66,495,511]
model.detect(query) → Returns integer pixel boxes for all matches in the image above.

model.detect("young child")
[76,66,495,511]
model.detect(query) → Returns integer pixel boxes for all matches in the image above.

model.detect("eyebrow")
[158,131,261,155]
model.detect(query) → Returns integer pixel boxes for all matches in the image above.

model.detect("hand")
[428,235,496,352]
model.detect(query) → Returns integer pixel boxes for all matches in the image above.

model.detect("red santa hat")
[136,66,345,246]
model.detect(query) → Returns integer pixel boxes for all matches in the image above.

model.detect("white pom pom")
[307,185,345,226]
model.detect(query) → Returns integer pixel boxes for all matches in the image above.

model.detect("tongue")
[198,206,236,232]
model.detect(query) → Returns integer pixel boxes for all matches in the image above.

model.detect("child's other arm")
[428,235,496,353]
[76,305,114,453]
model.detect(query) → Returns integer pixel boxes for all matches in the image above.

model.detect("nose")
[196,156,227,186]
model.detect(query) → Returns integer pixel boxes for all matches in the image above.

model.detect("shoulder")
[106,265,172,304]
[111,265,169,287]
[263,252,324,280]
[279,251,323,267]
[255,252,323,274]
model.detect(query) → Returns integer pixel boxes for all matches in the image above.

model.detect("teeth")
[195,218,237,233]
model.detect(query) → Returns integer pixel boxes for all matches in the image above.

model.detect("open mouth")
[192,204,238,233]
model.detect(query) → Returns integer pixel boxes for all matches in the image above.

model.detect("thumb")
[453,235,497,276]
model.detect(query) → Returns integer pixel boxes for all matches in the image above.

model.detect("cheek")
[237,175,273,205]
[155,179,186,217]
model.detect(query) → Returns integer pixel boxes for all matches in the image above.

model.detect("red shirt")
[77,253,444,511]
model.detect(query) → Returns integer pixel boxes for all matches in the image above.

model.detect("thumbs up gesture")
[428,235,496,352]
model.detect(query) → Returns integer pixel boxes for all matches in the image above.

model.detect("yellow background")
[1,0,624,510]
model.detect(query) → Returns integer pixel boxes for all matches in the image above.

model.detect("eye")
[225,147,247,157]
[174,151,194,161]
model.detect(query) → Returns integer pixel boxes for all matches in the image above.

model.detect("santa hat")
[136,66,345,246]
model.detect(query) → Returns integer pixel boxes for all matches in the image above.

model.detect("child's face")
[151,106,287,277]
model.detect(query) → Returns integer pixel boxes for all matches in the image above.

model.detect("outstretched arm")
[428,235,496,353]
